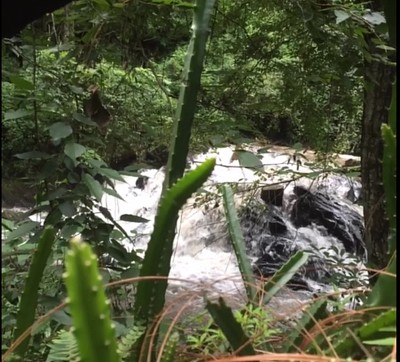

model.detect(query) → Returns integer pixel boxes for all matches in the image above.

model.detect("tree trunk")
[361,40,395,270]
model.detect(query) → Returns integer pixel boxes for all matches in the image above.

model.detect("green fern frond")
[117,324,146,359]
[46,329,80,362]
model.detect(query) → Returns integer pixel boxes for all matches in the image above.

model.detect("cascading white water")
[100,144,367,306]
[5,144,364,315]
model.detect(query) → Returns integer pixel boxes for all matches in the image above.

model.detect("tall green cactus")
[132,0,217,359]
[162,0,216,191]
[134,158,216,323]
[63,236,121,362]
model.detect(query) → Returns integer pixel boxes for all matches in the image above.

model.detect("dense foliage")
[2,0,371,179]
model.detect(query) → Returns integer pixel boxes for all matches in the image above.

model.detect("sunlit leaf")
[82,174,103,202]
[3,109,31,120]
[49,122,73,140]
[236,150,263,170]
[334,9,351,24]
[14,151,51,160]
[64,143,86,161]
[102,187,125,201]
[73,112,97,126]
[5,221,40,242]
[208,135,225,146]
[363,11,386,25]
[69,85,85,95]
[93,166,126,182]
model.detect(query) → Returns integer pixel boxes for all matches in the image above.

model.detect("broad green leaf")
[69,85,85,95]
[87,159,107,168]
[236,150,263,170]
[93,166,126,182]
[59,201,77,217]
[64,143,86,161]
[9,74,34,90]
[3,109,31,120]
[120,214,149,223]
[102,187,125,201]
[51,310,73,326]
[60,223,83,239]
[107,240,137,266]
[49,122,73,140]
[2,218,15,231]
[14,151,51,160]
[334,10,351,24]
[82,174,103,202]
[209,135,225,146]
[46,187,68,201]
[73,112,97,126]
[5,221,40,242]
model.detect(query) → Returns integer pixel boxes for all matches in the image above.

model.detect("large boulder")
[291,186,366,258]
[239,203,331,291]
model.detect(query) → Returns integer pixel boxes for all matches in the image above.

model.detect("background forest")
[1,0,396,361]
[2,0,368,177]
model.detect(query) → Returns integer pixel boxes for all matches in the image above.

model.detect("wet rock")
[135,176,149,190]
[2,208,31,222]
[260,185,284,206]
[291,186,366,258]
[240,204,287,252]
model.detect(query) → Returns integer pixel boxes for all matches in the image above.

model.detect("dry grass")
[2,268,396,362]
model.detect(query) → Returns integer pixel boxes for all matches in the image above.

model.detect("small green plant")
[187,303,277,355]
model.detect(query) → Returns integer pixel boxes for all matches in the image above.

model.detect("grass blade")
[283,299,328,353]
[13,226,56,358]
[263,251,309,304]
[206,297,256,356]
[221,184,258,303]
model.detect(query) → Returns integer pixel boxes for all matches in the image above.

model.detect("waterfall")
[101,144,368,303]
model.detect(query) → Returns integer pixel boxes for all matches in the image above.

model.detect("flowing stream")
[3,144,367,317]
[99,144,367,314]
